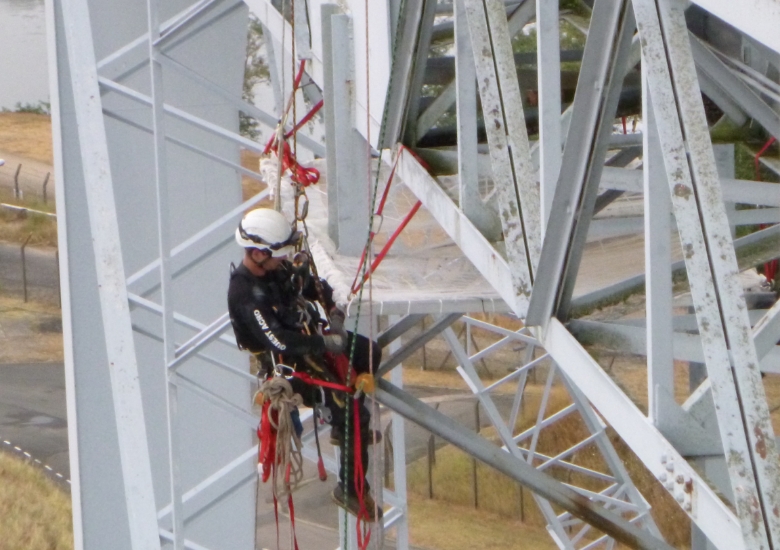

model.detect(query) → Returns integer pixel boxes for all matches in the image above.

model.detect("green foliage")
[1,101,51,115]
[240,14,270,139]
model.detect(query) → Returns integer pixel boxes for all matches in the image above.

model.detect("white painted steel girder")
[463,0,541,313]
[541,319,745,550]
[57,0,161,546]
[633,0,780,544]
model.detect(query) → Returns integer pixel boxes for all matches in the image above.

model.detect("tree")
[240,14,270,139]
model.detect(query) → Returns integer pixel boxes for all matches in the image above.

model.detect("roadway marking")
[1,437,70,484]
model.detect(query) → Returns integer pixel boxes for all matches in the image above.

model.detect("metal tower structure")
[49,0,780,548]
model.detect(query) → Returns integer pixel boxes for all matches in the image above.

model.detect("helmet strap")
[248,248,272,272]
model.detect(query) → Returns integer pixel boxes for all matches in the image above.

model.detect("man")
[227,207,382,520]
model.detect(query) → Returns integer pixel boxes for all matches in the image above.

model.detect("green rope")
[340,0,409,545]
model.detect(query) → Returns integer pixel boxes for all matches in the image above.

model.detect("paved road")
[0,242,60,304]
[0,363,70,487]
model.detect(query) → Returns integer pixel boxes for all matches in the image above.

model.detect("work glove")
[329,307,346,333]
[323,333,347,354]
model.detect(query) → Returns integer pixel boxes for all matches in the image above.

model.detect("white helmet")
[235,208,301,257]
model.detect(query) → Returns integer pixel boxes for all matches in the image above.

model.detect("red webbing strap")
[258,401,277,483]
[352,199,422,294]
[285,100,324,140]
[292,59,307,91]
[353,400,371,549]
[288,492,300,550]
[284,463,301,550]
[350,146,428,294]
[349,151,401,293]
[288,370,353,393]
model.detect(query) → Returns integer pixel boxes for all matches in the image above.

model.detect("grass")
[0,196,58,248]
[407,493,557,550]
[403,378,692,548]
[0,113,53,165]
[0,452,73,550]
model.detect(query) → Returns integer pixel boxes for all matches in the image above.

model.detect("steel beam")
[536,0,562,234]
[541,319,744,550]
[401,0,438,145]
[527,0,636,325]
[454,0,501,240]
[690,35,780,141]
[59,0,161,546]
[376,314,426,348]
[414,0,536,140]
[146,1,184,546]
[463,0,541,314]
[643,62,674,431]
[394,148,517,312]
[374,379,675,550]
[380,0,425,148]
[635,0,780,543]
[375,313,462,378]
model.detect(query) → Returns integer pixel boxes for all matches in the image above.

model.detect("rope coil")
[257,377,304,498]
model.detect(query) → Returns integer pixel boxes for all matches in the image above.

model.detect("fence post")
[519,484,525,522]
[472,401,480,508]
[21,234,32,302]
[14,164,22,198]
[55,250,61,308]
[42,172,50,204]
[421,316,427,371]
[384,420,392,487]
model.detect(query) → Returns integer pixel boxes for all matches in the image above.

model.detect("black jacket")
[227,261,334,358]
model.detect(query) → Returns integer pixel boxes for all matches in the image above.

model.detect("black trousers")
[290,332,381,495]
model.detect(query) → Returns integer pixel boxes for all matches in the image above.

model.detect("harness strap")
[288,370,353,393]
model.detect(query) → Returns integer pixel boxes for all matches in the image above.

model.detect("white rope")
[260,377,304,500]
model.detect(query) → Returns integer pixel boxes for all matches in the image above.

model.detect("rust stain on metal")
[684,479,693,494]
[754,424,768,459]
[673,183,691,199]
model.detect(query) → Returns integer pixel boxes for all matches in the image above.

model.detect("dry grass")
[0,295,63,364]
[407,492,557,550]
[0,192,58,248]
[0,452,73,550]
[0,113,53,164]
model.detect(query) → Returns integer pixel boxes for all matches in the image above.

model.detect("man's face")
[250,249,288,272]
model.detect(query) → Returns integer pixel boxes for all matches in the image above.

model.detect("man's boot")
[331,484,383,521]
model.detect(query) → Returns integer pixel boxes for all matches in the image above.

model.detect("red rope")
[285,100,324,140]
[353,398,371,550]
[755,138,778,282]
[755,137,776,182]
[288,370,353,393]
[352,200,422,294]
[350,146,425,294]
